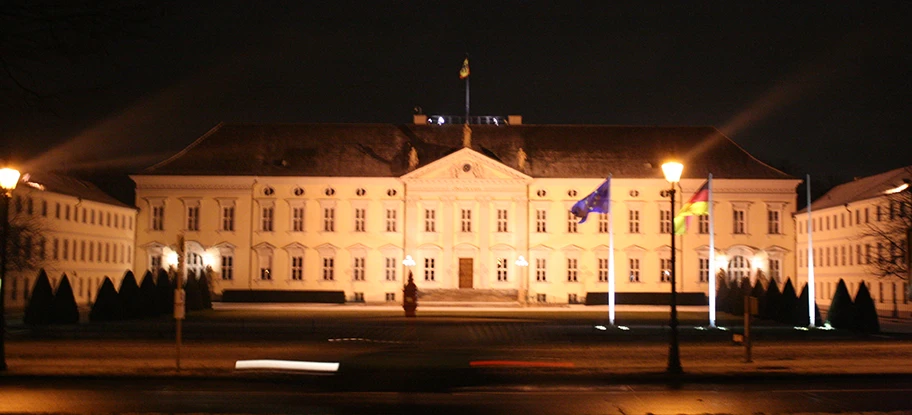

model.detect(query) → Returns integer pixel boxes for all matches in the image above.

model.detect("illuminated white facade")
[3,173,136,311]
[796,166,911,318]
[132,121,800,304]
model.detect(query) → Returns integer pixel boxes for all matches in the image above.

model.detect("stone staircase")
[418,288,519,305]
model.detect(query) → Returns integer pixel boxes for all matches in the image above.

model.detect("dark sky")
[3,1,911,186]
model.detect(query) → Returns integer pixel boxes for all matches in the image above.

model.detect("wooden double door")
[458,258,473,289]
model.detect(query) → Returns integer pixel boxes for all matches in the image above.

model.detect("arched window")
[728,255,750,282]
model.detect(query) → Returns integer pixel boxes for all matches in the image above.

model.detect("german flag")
[459,58,470,79]
[674,180,709,234]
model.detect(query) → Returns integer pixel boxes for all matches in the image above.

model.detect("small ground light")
[595,325,607,331]
[618,325,630,331]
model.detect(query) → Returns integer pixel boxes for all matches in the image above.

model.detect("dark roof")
[801,165,912,213]
[143,123,793,180]
[20,172,134,209]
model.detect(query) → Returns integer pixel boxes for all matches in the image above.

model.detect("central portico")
[401,147,532,293]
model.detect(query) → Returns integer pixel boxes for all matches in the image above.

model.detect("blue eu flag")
[571,177,611,224]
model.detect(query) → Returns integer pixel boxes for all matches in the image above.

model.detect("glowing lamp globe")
[0,168,20,192]
[661,162,683,184]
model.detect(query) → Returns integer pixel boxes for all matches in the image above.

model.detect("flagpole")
[465,76,470,123]
[608,174,616,326]
[806,174,816,328]
[708,173,716,328]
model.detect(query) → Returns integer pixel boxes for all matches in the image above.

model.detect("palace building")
[4,172,137,310]
[131,115,800,304]
[796,166,912,318]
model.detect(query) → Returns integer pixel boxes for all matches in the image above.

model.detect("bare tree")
[5,196,50,273]
[860,183,911,301]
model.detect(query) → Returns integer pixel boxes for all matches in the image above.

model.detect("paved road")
[1,377,910,414]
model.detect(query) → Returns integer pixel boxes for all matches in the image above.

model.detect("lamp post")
[661,161,683,375]
[515,255,529,306]
[0,167,22,371]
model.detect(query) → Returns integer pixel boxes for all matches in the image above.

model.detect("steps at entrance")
[418,288,518,303]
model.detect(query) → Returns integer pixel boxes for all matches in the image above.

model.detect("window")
[292,206,305,232]
[865,244,872,264]
[354,208,366,232]
[877,206,883,221]
[260,205,275,232]
[385,257,397,281]
[769,258,781,282]
[386,209,397,232]
[461,209,472,232]
[767,210,781,234]
[259,252,273,280]
[291,256,304,280]
[496,258,508,281]
[698,215,709,234]
[660,258,671,282]
[106,212,111,227]
[323,207,335,232]
[865,208,870,223]
[151,206,164,231]
[55,203,60,219]
[728,255,750,281]
[566,211,579,233]
[733,209,746,234]
[65,204,71,220]
[186,205,200,231]
[425,209,436,232]
[497,209,508,232]
[322,257,335,281]
[598,258,609,282]
[219,255,233,280]
[386,292,396,302]
[629,258,640,282]
[536,210,547,233]
[598,213,609,233]
[659,209,672,234]
[841,246,847,266]
[568,293,580,304]
[856,244,863,265]
[41,200,47,217]
[841,213,846,228]
[699,258,709,282]
[62,238,69,260]
[90,209,96,224]
[566,258,578,281]
[536,293,547,303]
[89,241,94,262]
[535,258,547,282]
[80,241,86,261]
[424,258,436,281]
[353,257,365,281]
[628,209,640,233]
[221,204,236,231]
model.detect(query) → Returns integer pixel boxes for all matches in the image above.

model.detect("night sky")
[2,1,910,191]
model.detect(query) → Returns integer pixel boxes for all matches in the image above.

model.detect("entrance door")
[458,258,473,289]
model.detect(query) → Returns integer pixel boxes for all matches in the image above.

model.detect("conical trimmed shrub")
[184,270,204,311]
[138,270,158,318]
[90,277,123,322]
[198,268,213,310]
[155,268,174,316]
[24,269,55,325]
[118,270,142,320]
[763,279,782,320]
[777,279,797,323]
[826,279,856,329]
[751,278,767,318]
[716,275,730,313]
[51,274,79,324]
[793,283,822,327]
[853,281,880,334]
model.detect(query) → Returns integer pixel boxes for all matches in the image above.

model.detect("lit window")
[629,258,640,282]
[660,258,671,282]
[497,258,508,281]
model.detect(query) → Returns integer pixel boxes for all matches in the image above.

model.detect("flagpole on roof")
[460,55,470,123]
[708,173,716,328]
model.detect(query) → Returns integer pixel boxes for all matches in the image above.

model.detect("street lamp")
[661,161,684,375]
[0,167,22,371]
[515,255,529,305]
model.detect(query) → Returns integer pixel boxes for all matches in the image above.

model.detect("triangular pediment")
[401,147,532,182]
